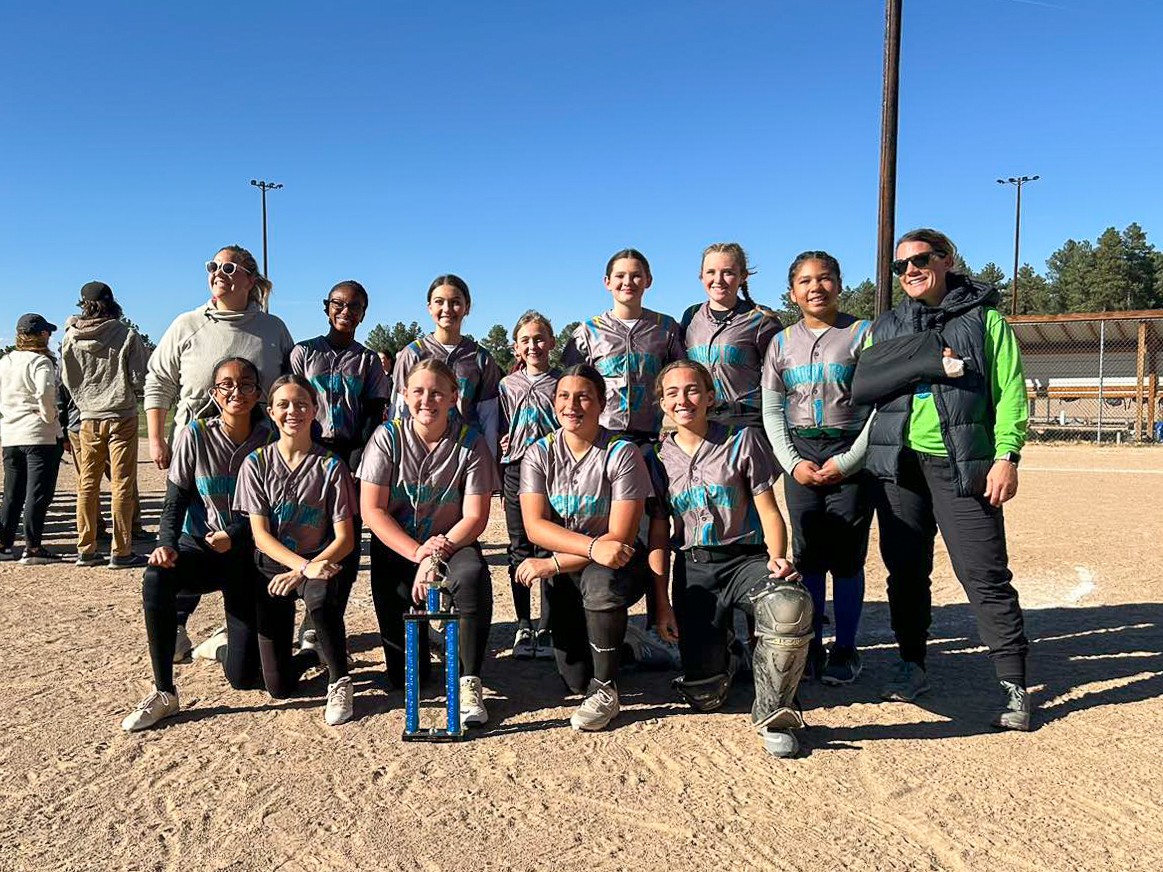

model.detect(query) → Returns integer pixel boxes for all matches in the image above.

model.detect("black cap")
[80,281,115,304]
[16,313,57,334]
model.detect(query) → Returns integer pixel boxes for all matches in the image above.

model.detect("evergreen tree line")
[366,222,1163,370]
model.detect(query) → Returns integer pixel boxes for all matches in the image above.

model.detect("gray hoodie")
[61,317,149,420]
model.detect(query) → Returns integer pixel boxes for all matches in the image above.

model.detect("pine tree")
[481,324,516,372]
[551,321,580,368]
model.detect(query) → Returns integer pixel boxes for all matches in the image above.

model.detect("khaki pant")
[68,430,142,535]
[76,417,140,558]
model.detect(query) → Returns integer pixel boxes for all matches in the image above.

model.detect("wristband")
[587,537,597,561]
[300,559,310,575]
[551,553,562,574]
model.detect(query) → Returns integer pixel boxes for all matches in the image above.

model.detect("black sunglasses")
[891,251,947,276]
[324,298,365,313]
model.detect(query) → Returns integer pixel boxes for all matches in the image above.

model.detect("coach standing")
[854,227,1031,731]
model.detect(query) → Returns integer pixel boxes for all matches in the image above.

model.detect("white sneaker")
[570,679,620,731]
[192,626,228,661]
[122,688,180,732]
[325,676,354,726]
[761,726,800,758]
[173,624,193,662]
[460,675,489,727]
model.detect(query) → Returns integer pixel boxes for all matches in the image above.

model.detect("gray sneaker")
[173,624,193,662]
[75,551,105,567]
[992,681,1032,731]
[20,548,59,566]
[324,676,354,726]
[624,624,680,670]
[881,660,930,702]
[761,726,800,758]
[570,679,620,731]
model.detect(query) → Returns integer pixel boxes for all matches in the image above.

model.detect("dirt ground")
[1,443,1161,871]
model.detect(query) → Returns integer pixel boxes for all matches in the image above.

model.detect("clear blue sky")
[3,1,1160,347]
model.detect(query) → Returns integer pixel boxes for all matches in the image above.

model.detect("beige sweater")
[0,350,63,446]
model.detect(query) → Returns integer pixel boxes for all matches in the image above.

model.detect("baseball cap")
[16,313,57,334]
[80,281,115,304]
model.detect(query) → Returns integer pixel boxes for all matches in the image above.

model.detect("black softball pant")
[502,462,550,630]
[874,449,1028,685]
[254,552,349,696]
[141,536,261,694]
[369,537,493,687]
[546,548,648,694]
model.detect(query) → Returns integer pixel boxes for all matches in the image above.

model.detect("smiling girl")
[234,375,358,727]
[359,360,498,728]
[391,275,503,458]
[761,251,874,685]
[122,357,277,732]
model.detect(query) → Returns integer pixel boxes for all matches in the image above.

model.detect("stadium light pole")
[875,0,903,317]
[249,179,283,283]
[996,175,1039,316]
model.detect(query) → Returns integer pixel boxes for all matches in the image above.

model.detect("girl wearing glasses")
[390,275,503,459]
[289,280,391,645]
[853,228,1031,732]
[122,356,277,732]
[761,252,874,687]
[234,375,358,727]
[681,243,783,430]
[359,360,498,728]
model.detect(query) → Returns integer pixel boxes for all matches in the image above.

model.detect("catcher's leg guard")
[749,578,814,732]
[672,672,733,712]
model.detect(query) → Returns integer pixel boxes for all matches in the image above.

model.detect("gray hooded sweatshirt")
[61,317,149,420]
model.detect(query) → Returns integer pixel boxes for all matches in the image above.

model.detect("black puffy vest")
[866,276,999,497]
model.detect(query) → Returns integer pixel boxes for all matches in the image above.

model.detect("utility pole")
[249,179,283,284]
[996,175,1039,316]
[876,0,903,317]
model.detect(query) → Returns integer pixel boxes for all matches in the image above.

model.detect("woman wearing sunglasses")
[143,245,294,655]
[855,227,1032,732]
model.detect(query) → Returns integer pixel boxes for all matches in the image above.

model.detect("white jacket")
[0,350,63,446]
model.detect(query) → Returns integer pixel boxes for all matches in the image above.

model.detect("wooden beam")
[1007,309,1163,325]
[1136,321,1149,441]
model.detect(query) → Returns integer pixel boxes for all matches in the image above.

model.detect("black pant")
[502,462,550,630]
[369,537,493,687]
[254,552,349,696]
[546,547,648,693]
[1,442,63,549]
[142,535,261,693]
[673,547,772,681]
[784,432,873,575]
[874,449,1028,684]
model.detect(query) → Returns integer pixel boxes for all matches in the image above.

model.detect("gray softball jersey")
[391,334,502,427]
[681,301,783,426]
[499,368,560,465]
[289,336,391,443]
[761,314,872,432]
[167,416,278,540]
[647,422,776,550]
[518,427,652,538]
[356,417,498,542]
[234,443,357,555]
[561,309,685,435]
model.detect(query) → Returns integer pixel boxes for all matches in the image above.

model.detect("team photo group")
[0,226,1032,758]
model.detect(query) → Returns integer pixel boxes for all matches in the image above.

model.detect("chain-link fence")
[1011,311,1163,443]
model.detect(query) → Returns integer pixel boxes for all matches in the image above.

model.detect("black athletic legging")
[501,462,550,631]
[369,537,492,688]
[141,535,262,694]
[253,552,349,696]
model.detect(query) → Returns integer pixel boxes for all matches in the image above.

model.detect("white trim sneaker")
[192,626,228,661]
[173,624,193,662]
[570,679,620,731]
[325,676,354,726]
[513,626,536,660]
[460,675,489,727]
[122,688,180,732]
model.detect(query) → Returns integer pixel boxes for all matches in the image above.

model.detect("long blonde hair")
[15,332,54,359]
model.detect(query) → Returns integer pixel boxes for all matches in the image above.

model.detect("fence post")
[1096,320,1105,443]
[1135,320,1148,442]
